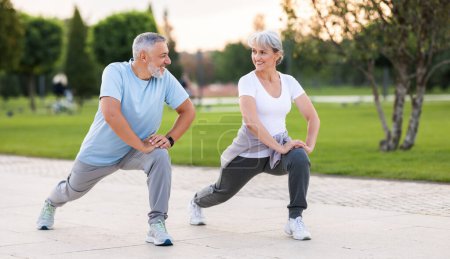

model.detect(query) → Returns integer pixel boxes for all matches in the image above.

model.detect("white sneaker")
[146,220,173,246]
[188,199,205,225]
[36,201,56,230]
[284,216,311,240]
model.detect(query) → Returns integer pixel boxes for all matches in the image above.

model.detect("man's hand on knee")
[147,134,172,149]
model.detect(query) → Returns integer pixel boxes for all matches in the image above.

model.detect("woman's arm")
[240,95,295,154]
[293,94,320,153]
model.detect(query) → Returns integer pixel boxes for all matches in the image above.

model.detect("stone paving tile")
[0,155,449,217]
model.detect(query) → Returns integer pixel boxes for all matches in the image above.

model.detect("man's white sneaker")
[36,201,56,230]
[284,216,312,240]
[146,220,173,246]
[189,199,205,225]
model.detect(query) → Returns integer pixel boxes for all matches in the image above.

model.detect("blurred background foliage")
[1,0,448,108]
[0,0,449,167]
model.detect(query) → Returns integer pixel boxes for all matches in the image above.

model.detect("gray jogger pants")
[194,148,310,219]
[47,148,171,224]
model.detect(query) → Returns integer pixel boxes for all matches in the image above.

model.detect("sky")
[11,0,313,53]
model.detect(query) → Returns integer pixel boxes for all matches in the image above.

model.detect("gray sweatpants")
[194,148,310,219]
[47,148,171,224]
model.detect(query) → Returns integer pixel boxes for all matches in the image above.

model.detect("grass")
[306,85,373,96]
[1,97,449,183]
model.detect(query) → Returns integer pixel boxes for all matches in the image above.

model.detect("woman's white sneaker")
[189,199,205,225]
[284,216,311,240]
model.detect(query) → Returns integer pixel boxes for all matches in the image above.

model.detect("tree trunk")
[401,63,427,150]
[363,61,391,148]
[27,74,36,112]
[401,88,424,150]
[380,85,406,151]
[380,64,409,151]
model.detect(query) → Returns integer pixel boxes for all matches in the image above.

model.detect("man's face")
[147,41,171,78]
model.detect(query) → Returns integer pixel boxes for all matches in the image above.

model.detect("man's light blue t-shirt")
[76,60,189,166]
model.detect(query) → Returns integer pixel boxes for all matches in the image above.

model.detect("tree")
[17,15,63,111]
[0,72,21,101]
[65,6,98,105]
[0,0,24,71]
[286,0,450,151]
[212,42,254,83]
[92,10,158,66]
[179,51,215,86]
[162,8,183,80]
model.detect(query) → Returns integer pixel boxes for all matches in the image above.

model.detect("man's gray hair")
[132,32,167,60]
[248,30,284,65]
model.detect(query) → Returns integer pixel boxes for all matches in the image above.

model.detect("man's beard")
[147,63,164,79]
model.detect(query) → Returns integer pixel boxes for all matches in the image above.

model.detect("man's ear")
[139,51,148,63]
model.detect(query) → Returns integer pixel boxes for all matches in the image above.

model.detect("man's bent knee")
[148,148,170,163]
[143,148,171,175]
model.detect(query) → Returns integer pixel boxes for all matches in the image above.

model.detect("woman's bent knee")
[284,148,311,172]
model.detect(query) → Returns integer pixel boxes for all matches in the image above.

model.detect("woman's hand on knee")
[291,139,313,154]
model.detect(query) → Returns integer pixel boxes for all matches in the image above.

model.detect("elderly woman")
[189,30,320,240]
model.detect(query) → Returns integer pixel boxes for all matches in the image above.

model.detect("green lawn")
[1,97,449,182]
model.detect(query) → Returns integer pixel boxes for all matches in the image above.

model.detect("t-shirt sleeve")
[165,72,189,109]
[238,75,257,98]
[288,75,305,101]
[99,64,123,102]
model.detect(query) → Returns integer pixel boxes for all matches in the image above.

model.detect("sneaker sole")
[37,225,53,230]
[284,228,311,240]
[145,236,173,246]
[189,220,206,226]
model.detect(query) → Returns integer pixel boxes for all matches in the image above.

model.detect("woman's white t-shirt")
[238,71,305,158]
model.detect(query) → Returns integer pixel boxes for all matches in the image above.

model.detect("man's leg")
[48,160,119,207]
[37,160,118,229]
[119,148,172,246]
[119,148,171,224]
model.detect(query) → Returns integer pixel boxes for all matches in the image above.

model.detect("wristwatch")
[166,135,175,147]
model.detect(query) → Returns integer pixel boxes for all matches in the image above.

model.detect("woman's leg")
[265,148,310,219]
[284,148,310,218]
[194,156,267,208]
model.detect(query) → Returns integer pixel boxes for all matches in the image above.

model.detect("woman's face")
[251,45,279,72]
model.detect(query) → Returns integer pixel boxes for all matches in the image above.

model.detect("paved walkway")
[1,155,449,258]
[195,94,450,106]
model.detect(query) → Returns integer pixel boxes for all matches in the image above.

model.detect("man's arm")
[149,99,196,148]
[101,96,155,153]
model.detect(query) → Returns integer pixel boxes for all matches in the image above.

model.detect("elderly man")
[37,32,195,246]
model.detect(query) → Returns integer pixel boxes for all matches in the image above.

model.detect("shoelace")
[152,221,167,233]
[293,217,306,232]
[41,204,55,219]
[192,203,203,218]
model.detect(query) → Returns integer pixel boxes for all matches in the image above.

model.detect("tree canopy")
[65,6,98,103]
[0,0,24,71]
[300,0,450,151]
[17,14,63,111]
[212,42,254,83]
[92,11,158,66]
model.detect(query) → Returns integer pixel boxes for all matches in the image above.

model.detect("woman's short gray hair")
[248,30,284,65]
[132,32,166,60]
